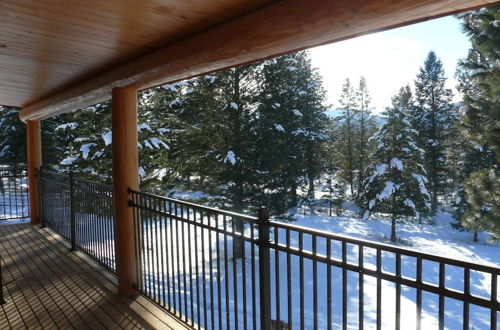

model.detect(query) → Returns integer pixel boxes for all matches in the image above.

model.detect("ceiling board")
[0,0,277,107]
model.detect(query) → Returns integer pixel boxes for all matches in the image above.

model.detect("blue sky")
[309,16,471,113]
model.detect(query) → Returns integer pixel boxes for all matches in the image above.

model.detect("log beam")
[19,0,496,121]
[112,86,139,296]
[26,120,42,226]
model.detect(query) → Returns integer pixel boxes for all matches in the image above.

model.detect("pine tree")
[355,76,376,199]
[451,140,496,240]
[461,169,499,241]
[336,78,358,197]
[255,51,328,215]
[323,117,346,216]
[362,86,431,241]
[412,51,455,212]
[56,102,113,182]
[137,84,184,193]
[180,64,262,214]
[0,106,26,166]
[456,4,500,239]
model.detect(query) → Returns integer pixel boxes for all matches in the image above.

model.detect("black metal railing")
[129,189,500,330]
[40,168,116,273]
[129,189,266,329]
[0,167,29,221]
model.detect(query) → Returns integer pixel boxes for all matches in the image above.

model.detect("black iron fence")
[39,168,116,273]
[0,167,29,221]
[129,189,500,330]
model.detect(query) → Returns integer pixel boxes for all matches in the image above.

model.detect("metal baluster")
[69,170,76,251]
[416,257,422,330]
[251,221,257,330]
[463,268,469,330]
[300,232,304,330]
[439,262,445,330]
[396,253,401,330]
[258,207,271,330]
[491,274,497,330]
[275,225,281,328]
[359,245,364,330]
[232,216,239,330]
[287,229,292,330]
[376,249,381,330]
[342,241,347,330]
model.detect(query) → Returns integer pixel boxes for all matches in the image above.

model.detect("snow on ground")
[138,203,499,330]
[292,210,499,268]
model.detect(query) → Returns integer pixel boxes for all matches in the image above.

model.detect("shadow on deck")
[0,223,188,329]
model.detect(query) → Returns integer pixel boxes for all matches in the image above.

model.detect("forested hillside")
[1,5,498,242]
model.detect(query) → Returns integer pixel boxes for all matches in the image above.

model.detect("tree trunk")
[473,231,478,243]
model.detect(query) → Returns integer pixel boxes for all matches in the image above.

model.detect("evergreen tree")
[0,106,26,166]
[137,84,184,193]
[412,51,455,212]
[56,102,113,182]
[457,4,500,239]
[179,65,263,258]
[336,78,358,197]
[355,76,376,199]
[255,51,328,214]
[451,140,496,240]
[181,64,262,213]
[461,169,499,241]
[362,86,431,241]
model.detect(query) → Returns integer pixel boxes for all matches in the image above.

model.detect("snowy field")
[137,202,500,330]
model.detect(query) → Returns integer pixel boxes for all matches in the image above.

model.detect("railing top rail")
[270,220,500,274]
[73,176,113,191]
[129,189,259,222]
[40,168,113,191]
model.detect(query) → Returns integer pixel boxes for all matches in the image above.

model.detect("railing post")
[26,120,42,226]
[37,167,45,228]
[258,206,271,330]
[112,86,139,296]
[69,170,76,251]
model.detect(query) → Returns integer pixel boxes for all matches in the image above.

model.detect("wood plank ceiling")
[0,0,497,119]
[0,0,277,107]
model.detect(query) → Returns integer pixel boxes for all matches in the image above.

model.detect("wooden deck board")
[0,223,187,330]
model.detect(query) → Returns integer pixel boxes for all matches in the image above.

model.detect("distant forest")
[1,6,498,241]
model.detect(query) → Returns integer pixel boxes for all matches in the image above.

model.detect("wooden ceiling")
[0,0,497,120]
[0,0,276,107]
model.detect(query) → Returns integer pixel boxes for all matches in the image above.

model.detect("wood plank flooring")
[0,223,188,329]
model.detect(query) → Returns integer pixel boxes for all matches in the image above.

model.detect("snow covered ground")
[138,201,499,330]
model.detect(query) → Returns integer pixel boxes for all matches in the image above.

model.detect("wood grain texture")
[18,0,497,121]
[0,223,189,329]
[26,120,41,225]
[111,87,139,296]
[0,0,276,107]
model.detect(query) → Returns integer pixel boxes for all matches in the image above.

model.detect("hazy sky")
[309,16,471,113]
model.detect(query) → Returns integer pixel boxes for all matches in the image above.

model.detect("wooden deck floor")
[0,223,188,330]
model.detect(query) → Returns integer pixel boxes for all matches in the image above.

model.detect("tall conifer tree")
[362,86,431,241]
[412,51,455,212]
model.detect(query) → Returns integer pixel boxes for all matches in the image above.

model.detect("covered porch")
[1,0,499,329]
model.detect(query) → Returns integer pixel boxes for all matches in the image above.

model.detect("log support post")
[112,86,139,296]
[27,120,42,226]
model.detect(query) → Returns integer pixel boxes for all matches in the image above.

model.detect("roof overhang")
[0,0,496,121]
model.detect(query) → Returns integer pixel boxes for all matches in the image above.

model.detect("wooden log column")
[26,120,42,226]
[112,86,139,296]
